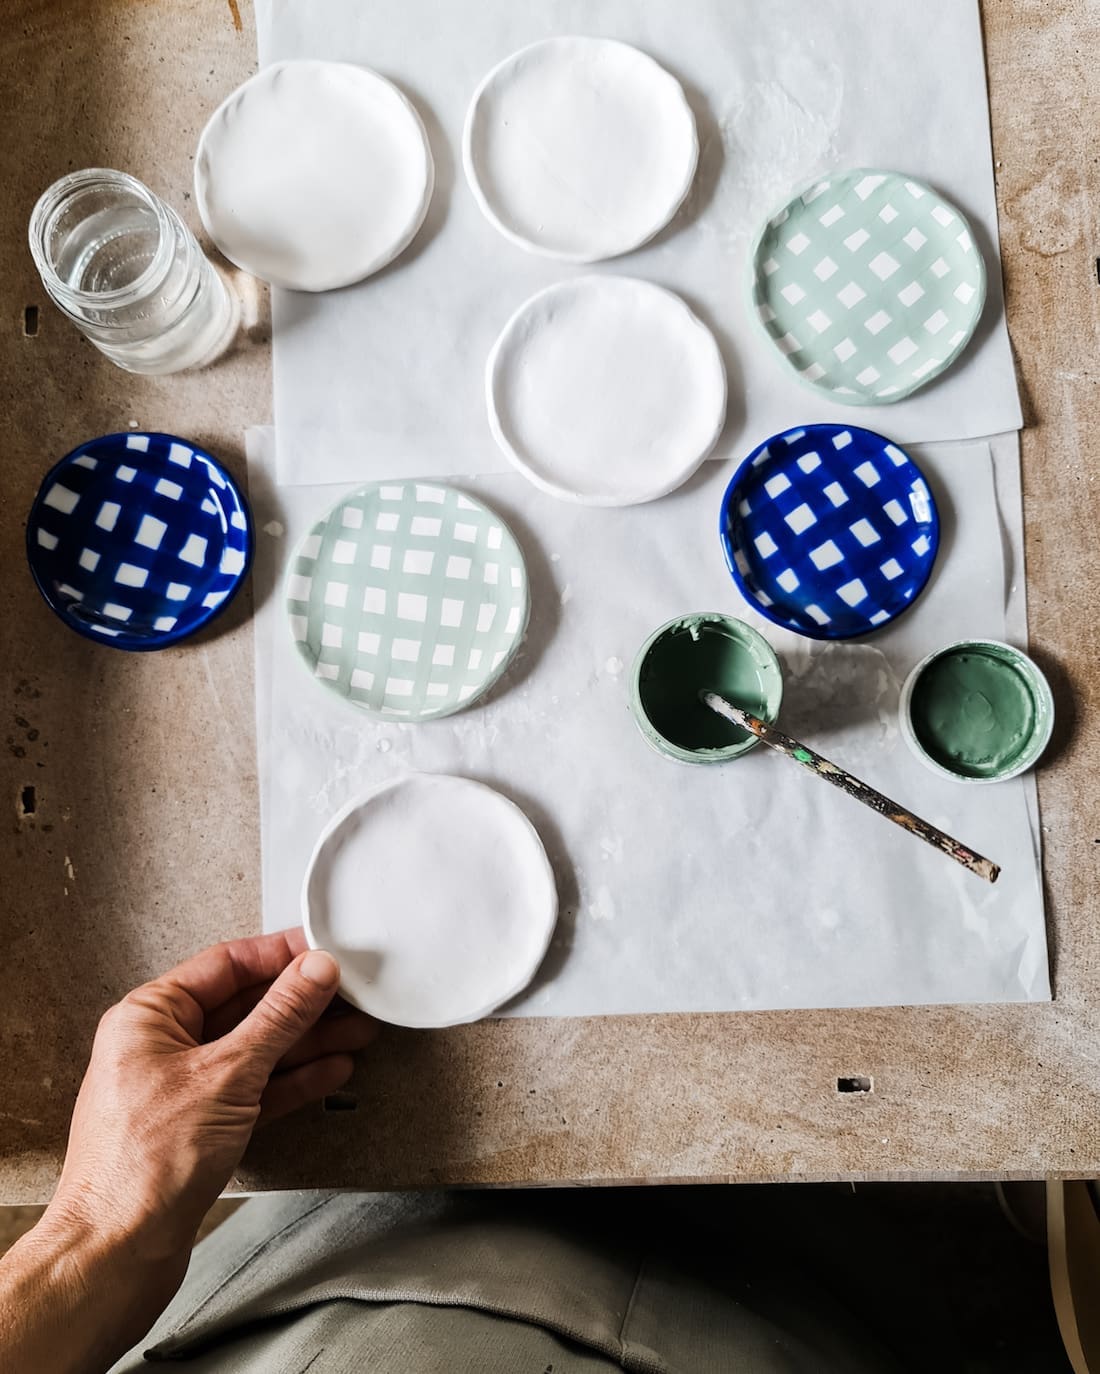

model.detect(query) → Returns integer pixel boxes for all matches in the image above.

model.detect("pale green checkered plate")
[286,482,529,721]
[750,169,986,404]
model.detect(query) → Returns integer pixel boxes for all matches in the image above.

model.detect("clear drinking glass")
[28,168,238,375]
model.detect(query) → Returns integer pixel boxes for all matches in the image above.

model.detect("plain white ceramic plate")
[487,276,727,506]
[302,774,558,1028]
[196,60,434,291]
[464,36,698,262]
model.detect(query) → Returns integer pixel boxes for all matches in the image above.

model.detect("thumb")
[225,949,342,1078]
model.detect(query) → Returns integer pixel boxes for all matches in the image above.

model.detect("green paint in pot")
[631,613,783,764]
[905,640,1054,782]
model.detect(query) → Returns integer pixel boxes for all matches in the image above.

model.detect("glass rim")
[27,168,177,309]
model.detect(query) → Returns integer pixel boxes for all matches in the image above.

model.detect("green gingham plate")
[750,169,986,404]
[286,482,529,721]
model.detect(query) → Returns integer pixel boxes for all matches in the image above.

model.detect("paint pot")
[631,613,783,764]
[899,639,1054,783]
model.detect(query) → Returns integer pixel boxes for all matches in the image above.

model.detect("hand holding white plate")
[302,775,558,1028]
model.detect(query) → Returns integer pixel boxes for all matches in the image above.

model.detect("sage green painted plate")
[750,168,986,404]
[286,482,529,720]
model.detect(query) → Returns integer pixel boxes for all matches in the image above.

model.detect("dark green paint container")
[630,613,783,765]
[899,639,1054,783]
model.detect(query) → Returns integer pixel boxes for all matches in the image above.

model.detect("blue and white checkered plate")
[720,424,939,641]
[27,431,252,650]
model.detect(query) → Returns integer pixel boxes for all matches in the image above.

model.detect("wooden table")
[1,0,1097,1201]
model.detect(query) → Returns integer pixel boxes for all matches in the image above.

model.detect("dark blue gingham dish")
[720,423,939,640]
[26,431,252,650]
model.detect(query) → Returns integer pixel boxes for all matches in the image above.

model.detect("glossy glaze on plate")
[26,431,251,650]
[720,423,939,640]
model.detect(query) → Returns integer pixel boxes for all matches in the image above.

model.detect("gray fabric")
[111,1191,901,1372]
[130,1300,618,1373]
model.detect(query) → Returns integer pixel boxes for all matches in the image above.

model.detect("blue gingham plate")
[720,424,939,640]
[27,431,252,650]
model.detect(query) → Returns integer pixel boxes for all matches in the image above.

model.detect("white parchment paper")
[250,428,1049,1015]
[255,0,1021,487]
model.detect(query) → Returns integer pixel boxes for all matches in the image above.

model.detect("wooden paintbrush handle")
[703,695,1000,884]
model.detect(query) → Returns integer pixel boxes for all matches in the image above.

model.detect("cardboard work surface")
[0,0,1097,1199]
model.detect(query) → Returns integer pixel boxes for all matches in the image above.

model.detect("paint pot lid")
[464,36,698,262]
[750,168,986,404]
[720,423,939,641]
[488,276,727,506]
[900,639,1055,783]
[195,60,434,291]
[26,431,252,650]
[302,774,558,1027]
[285,481,529,721]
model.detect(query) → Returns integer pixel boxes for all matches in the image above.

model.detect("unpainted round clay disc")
[464,36,698,262]
[196,60,434,291]
[487,275,727,506]
[302,774,558,1028]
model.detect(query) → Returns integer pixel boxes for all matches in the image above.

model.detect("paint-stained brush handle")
[701,692,1000,885]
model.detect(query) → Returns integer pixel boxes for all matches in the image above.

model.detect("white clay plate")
[487,276,727,506]
[302,775,558,1028]
[195,60,434,291]
[464,36,698,262]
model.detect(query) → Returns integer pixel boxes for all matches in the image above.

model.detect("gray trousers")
[111,1190,901,1371]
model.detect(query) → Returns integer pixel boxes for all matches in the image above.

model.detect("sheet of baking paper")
[255,0,1022,487]
[249,428,1048,1015]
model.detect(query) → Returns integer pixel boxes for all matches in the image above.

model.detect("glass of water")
[28,168,238,375]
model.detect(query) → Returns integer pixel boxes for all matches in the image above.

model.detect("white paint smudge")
[377,738,392,753]
[590,884,616,922]
[599,834,624,863]
[560,584,573,606]
[263,519,285,537]
[604,656,624,677]
[721,53,843,229]
[63,855,75,882]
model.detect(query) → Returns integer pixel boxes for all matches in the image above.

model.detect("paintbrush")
[701,691,1000,884]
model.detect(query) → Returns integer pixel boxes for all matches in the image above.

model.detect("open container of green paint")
[899,639,1054,784]
[630,613,783,764]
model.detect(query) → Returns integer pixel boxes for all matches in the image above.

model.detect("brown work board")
[0,0,1098,1200]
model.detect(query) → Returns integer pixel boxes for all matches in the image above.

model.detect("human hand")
[50,929,375,1277]
[0,931,376,1374]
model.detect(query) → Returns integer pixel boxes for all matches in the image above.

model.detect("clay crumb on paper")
[600,835,624,863]
[591,884,617,922]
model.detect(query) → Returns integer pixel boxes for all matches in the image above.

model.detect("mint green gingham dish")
[286,482,529,721]
[750,169,986,405]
